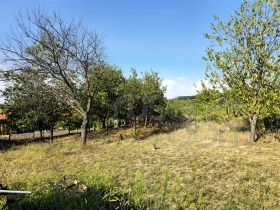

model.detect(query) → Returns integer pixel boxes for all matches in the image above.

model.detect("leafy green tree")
[122,69,143,134]
[90,65,125,129]
[2,68,65,140]
[204,0,280,143]
[0,9,105,147]
[59,107,83,134]
[141,70,166,127]
[115,69,166,134]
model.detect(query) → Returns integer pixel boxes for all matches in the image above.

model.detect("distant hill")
[174,95,196,101]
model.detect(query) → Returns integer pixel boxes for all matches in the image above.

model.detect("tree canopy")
[204,0,280,143]
[1,68,65,139]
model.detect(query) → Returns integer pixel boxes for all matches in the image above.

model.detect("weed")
[132,169,144,206]
[161,169,169,208]
[131,128,141,140]
[0,197,7,210]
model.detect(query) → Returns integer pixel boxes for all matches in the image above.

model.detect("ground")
[1,122,280,209]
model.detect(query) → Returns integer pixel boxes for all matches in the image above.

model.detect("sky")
[0,0,242,99]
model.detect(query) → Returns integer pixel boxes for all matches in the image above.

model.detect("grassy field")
[1,122,280,209]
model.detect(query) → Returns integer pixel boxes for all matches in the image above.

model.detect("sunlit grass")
[1,122,280,209]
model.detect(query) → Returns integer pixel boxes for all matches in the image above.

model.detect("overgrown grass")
[1,122,280,209]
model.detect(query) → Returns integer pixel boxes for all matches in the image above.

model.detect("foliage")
[141,70,166,127]
[0,197,7,210]
[204,0,280,142]
[167,84,241,125]
[122,69,144,132]
[58,107,83,132]
[0,8,105,146]
[1,68,65,138]
[90,65,125,129]
[192,85,242,123]
[116,69,166,136]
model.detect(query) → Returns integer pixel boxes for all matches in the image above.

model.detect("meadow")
[1,121,280,209]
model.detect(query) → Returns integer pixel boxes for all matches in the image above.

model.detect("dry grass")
[1,122,280,209]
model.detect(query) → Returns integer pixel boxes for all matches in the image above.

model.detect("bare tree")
[0,8,105,147]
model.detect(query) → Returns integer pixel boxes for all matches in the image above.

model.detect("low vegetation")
[1,122,280,209]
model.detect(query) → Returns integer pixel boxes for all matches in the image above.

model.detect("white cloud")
[176,76,186,81]
[162,79,176,90]
[163,78,214,99]
[163,78,195,99]
[179,84,185,91]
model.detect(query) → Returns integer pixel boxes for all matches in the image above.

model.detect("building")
[0,109,7,135]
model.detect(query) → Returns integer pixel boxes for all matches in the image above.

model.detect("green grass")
[1,123,280,209]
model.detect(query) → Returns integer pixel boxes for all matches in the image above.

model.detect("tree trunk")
[81,111,89,147]
[226,107,229,120]
[80,97,91,147]
[102,118,106,129]
[40,130,43,141]
[133,116,137,135]
[87,118,91,132]
[249,113,258,143]
[144,115,148,128]
[50,127,54,144]
[8,128,11,141]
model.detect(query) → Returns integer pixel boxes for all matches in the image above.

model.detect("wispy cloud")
[162,79,176,90]
[176,76,186,81]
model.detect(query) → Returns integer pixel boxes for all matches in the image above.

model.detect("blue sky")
[0,0,242,98]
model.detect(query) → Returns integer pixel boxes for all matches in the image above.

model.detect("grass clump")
[0,197,7,210]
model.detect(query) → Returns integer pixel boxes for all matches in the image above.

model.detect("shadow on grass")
[138,121,188,141]
[6,182,145,210]
[0,133,79,151]
[1,122,187,150]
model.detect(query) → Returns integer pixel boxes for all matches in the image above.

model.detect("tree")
[204,0,280,143]
[90,65,125,130]
[0,8,105,146]
[116,69,166,134]
[59,106,83,134]
[121,69,143,135]
[141,70,166,128]
[1,68,65,141]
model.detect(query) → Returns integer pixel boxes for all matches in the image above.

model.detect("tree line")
[0,8,178,146]
[0,64,173,141]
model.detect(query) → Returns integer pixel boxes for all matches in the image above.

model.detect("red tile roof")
[0,109,7,120]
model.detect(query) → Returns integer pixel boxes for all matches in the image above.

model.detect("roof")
[0,109,7,120]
